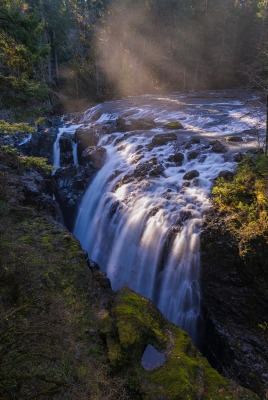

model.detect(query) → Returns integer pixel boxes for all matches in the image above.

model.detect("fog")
[95,0,209,96]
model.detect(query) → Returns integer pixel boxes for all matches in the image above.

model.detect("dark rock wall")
[201,213,268,399]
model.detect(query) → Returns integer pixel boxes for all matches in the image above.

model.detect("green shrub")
[212,154,268,254]
[19,156,53,174]
[0,120,35,135]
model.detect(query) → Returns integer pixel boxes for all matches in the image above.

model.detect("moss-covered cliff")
[0,144,260,399]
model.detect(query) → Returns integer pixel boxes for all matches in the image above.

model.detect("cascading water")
[71,90,264,343]
[52,124,81,171]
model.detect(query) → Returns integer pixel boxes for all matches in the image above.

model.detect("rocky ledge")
[201,212,268,400]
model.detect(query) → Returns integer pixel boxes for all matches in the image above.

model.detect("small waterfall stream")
[54,91,264,343]
[52,124,81,171]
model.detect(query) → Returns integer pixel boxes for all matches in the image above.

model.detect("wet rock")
[75,127,99,163]
[81,146,106,169]
[187,151,198,160]
[191,137,201,144]
[59,134,74,166]
[149,164,164,177]
[210,140,227,153]
[151,133,177,147]
[233,152,244,162]
[53,165,96,229]
[59,134,73,153]
[176,210,193,225]
[242,129,256,136]
[183,170,199,180]
[218,170,235,181]
[164,121,184,129]
[117,160,164,187]
[168,152,184,165]
[21,128,58,163]
[118,117,156,131]
[226,136,243,142]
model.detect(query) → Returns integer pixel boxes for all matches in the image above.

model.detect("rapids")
[55,90,265,343]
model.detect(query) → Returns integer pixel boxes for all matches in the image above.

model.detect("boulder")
[102,287,259,399]
[187,150,198,160]
[210,140,227,153]
[218,170,235,181]
[151,133,177,147]
[168,152,184,165]
[183,170,199,180]
[118,117,156,131]
[53,164,96,229]
[59,134,74,166]
[226,135,243,142]
[164,121,184,129]
[81,146,106,169]
[75,127,99,164]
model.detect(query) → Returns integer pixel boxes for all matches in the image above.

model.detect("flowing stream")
[52,124,81,172]
[60,90,264,343]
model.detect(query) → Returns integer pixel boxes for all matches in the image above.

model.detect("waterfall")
[52,124,81,172]
[72,91,264,342]
[52,128,64,171]
[72,141,79,166]
[73,136,234,342]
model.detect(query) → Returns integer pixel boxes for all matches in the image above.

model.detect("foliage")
[19,155,53,174]
[1,0,268,108]
[212,154,268,254]
[1,144,52,174]
[0,119,35,134]
[0,0,50,107]
[107,287,259,399]
[1,144,19,156]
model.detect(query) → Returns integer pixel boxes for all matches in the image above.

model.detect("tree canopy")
[0,0,267,109]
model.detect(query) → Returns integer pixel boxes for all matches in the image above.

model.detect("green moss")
[164,121,184,129]
[113,288,167,350]
[109,288,259,399]
[212,154,268,255]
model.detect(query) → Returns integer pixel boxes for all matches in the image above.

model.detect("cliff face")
[201,213,268,399]
[0,141,260,399]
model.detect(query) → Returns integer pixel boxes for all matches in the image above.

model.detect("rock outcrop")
[201,213,268,399]
[53,164,96,229]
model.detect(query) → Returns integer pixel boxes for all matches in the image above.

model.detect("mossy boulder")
[164,121,184,130]
[104,288,259,399]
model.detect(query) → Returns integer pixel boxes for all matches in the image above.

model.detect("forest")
[0,0,268,112]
